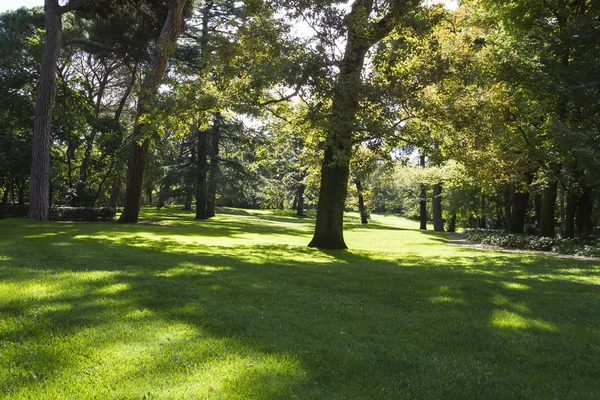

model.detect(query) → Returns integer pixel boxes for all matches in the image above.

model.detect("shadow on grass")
[0,213,599,398]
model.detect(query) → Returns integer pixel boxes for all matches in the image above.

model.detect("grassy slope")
[0,207,599,399]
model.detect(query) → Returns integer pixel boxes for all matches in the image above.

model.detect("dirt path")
[446,233,600,261]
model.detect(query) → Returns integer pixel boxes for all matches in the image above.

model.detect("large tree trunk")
[539,180,558,238]
[509,189,530,234]
[28,0,62,221]
[195,129,208,219]
[119,0,187,223]
[355,179,368,224]
[308,0,402,249]
[432,183,443,232]
[575,187,594,236]
[206,114,222,218]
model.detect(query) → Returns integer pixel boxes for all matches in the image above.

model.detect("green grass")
[1,207,599,399]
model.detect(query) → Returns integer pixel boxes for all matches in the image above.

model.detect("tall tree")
[308,0,425,249]
[119,0,187,223]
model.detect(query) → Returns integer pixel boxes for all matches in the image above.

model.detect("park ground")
[1,207,599,399]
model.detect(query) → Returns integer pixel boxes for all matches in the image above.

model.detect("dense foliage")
[0,0,598,244]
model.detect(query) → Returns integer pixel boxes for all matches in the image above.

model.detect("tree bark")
[28,0,62,220]
[479,193,486,229]
[432,183,443,232]
[534,194,542,227]
[355,179,368,224]
[296,184,306,217]
[419,155,427,230]
[108,180,120,208]
[509,189,530,234]
[207,114,222,218]
[119,0,187,223]
[575,187,594,236]
[447,213,457,232]
[539,180,558,238]
[564,190,577,238]
[195,129,208,219]
[309,0,401,249]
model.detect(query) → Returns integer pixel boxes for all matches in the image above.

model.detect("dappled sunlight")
[491,310,556,332]
[2,208,600,398]
[501,282,531,291]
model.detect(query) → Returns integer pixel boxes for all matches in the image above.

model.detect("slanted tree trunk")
[432,183,443,232]
[119,0,187,223]
[195,129,208,219]
[28,0,62,220]
[296,184,306,217]
[207,114,222,218]
[539,180,558,238]
[354,179,368,224]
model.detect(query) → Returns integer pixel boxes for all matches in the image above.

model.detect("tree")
[308,0,429,249]
[119,0,188,223]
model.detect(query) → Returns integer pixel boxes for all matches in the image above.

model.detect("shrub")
[0,205,29,219]
[0,206,115,221]
[463,229,600,258]
[49,207,115,222]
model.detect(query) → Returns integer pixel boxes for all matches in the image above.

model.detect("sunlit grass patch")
[1,207,599,398]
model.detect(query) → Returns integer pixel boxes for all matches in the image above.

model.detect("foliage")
[464,229,600,258]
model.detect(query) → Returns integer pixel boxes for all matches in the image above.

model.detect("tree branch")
[63,38,125,53]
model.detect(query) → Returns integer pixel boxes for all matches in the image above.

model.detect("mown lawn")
[1,207,599,399]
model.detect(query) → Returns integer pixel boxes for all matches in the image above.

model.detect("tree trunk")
[195,129,208,219]
[539,180,558,238]
[564,190,577,238]
[28,0,61,221]
[509,189,530,234]
[119,0,187,223]
[534,194,542,226]
[309,0,394,249]
[108,180,120,209]
[447,213,457,233]
[419,155,427,230]
[296,184,306,217]
[479,194,486,229]
[354,179,368,224]
[207,114,222,218]
[432,183,443,232]
[575,187,594,236]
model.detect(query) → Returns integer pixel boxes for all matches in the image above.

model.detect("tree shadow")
[1,215,600,398]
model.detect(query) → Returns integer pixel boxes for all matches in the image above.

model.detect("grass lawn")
[1,207,599,399]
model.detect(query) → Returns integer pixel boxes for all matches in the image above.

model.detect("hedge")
[0,205,115,222]
[463,229,600,258]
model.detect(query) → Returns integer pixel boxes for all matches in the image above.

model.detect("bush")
[0,205,115,221]
[49,207,115,222]
[463,229,600,258]
[0,205,29,219]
